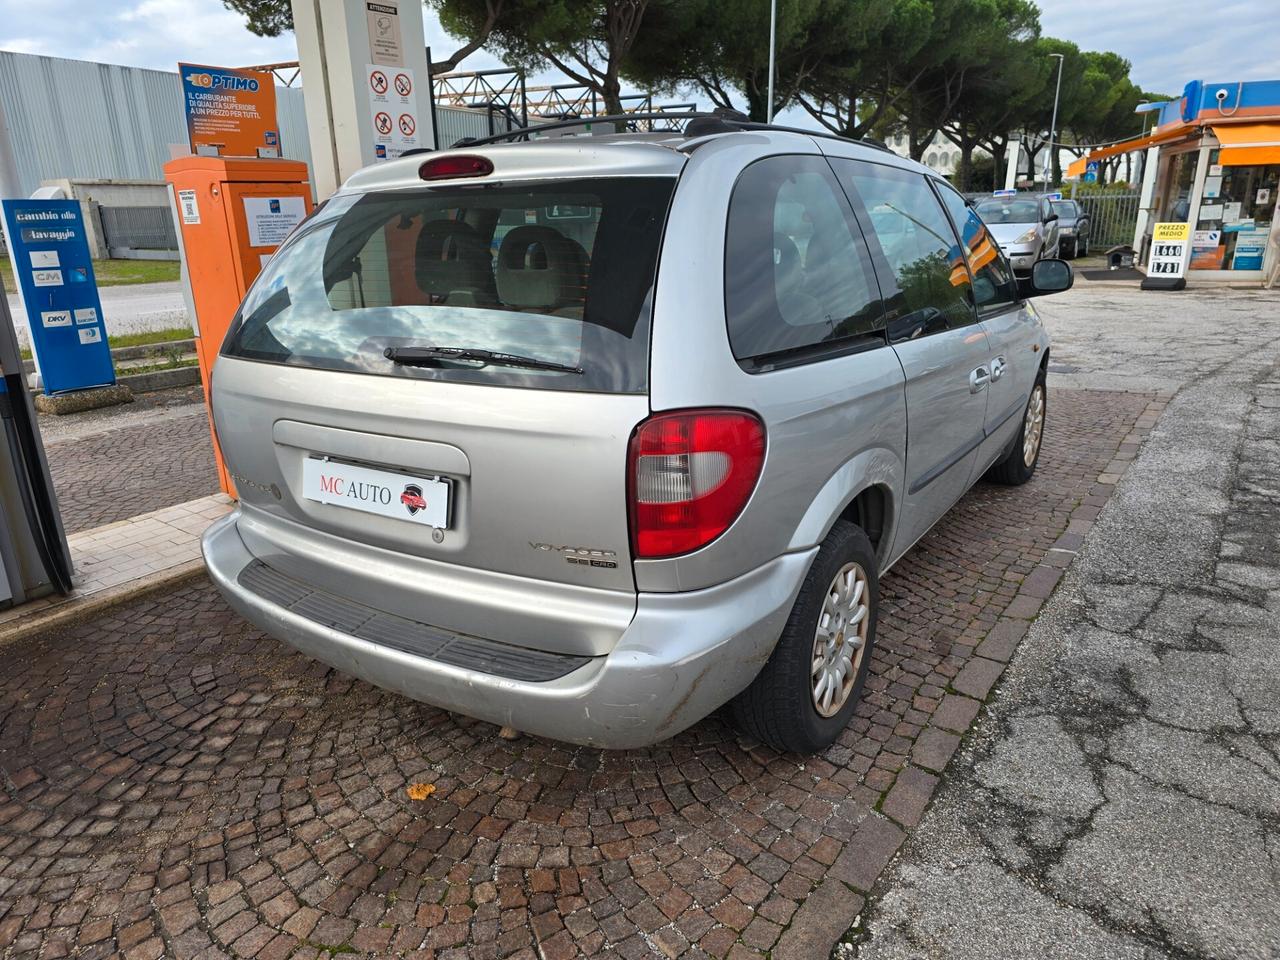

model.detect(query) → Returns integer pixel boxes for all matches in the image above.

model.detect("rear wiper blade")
[384,346,583,374]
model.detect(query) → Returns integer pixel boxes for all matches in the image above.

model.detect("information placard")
[1147,222,1190,279]
[179,63,280,158]
[0,200,116,394]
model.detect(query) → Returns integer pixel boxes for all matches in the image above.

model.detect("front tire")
[733,520,879,753]
[987,372,1047,485]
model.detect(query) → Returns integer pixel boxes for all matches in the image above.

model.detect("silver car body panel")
[205,510,815,748]
[203,129,1051,747]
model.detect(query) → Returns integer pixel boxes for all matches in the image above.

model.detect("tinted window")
[829,159,975,332]
[934,181,1019,311]
[223,178,675,393]
[974,198,1040,223]
[1051,200,1077,217]
[725,156,884,366]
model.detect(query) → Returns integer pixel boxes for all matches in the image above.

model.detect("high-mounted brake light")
[628,409,766,559]
[418,155,494,181]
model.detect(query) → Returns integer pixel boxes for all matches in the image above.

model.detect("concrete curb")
[118,364,201,393]
[21,338,196,376]
[0,560,206,651]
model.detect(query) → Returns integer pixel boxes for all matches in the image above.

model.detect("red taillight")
[628,409,766,559]
[418,154,494,181]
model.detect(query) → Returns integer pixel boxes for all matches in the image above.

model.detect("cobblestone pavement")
[850,287,1280,960]
[44,407,219,534]
[0,384,1151,960]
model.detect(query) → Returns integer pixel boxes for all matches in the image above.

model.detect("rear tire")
[987,371,1047,486]
[732,520,879,753]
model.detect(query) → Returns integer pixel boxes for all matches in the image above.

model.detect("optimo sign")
[178,63,280,158]
[0,200,116,394]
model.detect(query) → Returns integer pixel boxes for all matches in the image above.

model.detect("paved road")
[847,283,1280,960]
[41,395,218,534]
[0,382,1148,959]
[7,281,187,346]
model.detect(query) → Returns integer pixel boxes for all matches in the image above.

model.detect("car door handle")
[990,356,1007,381]
[970,366,991,392]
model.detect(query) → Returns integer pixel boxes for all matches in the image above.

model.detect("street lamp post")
[1044,52,1065,191]
[766,0,777,123]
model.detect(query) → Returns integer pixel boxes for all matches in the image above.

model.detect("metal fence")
[100,206,177,255]
[1073,192,1141,249]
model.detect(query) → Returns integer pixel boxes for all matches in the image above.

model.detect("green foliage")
[221,0,292,37]
[220,0,1150,189]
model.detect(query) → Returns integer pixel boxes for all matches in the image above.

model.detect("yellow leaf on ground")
[406,782,436,801]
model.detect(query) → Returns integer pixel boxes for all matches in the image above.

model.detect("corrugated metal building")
[0,50,499,198]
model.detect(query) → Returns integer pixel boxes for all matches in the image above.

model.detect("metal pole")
[1044,53,1064,191]
[426,46,441,150]
[766,0,777,123]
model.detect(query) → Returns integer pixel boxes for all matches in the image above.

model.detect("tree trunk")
[956,138,975,191]
[991,145,1006,190]
[600,73,624,117]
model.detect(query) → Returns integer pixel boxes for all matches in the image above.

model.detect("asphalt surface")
[7,281,186,346]
[845,283,1280,960]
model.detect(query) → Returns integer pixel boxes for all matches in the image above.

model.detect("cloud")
[1037,0,1275,95]
[1,0,1271,117]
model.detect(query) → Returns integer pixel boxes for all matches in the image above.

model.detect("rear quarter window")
[723,155,885,369]
[223,177,676,393]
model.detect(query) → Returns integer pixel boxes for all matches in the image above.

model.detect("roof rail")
[449,111,893,154]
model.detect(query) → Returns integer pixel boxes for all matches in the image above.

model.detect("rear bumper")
[203,510,815,749]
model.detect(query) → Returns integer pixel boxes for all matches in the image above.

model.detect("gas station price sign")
[0,200,116,395]
[1147,222,1191,278]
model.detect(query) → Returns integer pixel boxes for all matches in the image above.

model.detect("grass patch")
[2,257,179,290]
[18,325,193,361]
[105,326,193,349]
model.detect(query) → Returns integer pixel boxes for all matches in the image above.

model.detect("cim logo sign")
[187,71,260,92]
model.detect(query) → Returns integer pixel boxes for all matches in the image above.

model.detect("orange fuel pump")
[164,157,313,496]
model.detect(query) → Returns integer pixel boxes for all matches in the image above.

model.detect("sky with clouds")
[0,0,1275,108]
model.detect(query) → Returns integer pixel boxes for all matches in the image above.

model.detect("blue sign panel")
[1084,160,1099,184]
[1,200,116,394]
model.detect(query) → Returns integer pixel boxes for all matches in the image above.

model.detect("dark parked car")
[1051,199,1091,258]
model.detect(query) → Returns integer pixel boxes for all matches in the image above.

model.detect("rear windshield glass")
[975,198,1040,224]
[222,177,675,393]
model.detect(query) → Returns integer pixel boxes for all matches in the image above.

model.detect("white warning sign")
[367,63,420,162]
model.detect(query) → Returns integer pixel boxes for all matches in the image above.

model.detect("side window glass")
[830,159,975,331]
[934,181,1019,311]
[725,155,885,366]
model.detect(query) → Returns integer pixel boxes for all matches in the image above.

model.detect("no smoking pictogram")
[375,111,392,135]
[369,70,388,94]
[399,114,416,137]
[394,73,412,96]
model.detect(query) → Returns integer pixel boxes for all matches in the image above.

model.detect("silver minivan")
[203,116,1069,753]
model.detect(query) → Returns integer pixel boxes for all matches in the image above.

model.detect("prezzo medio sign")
[1147,222,1191,279]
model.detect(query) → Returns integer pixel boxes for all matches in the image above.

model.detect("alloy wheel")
[811,562,870,717]
[1023,384,1045,467]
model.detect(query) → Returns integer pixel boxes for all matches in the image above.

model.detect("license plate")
[302,458,450,528]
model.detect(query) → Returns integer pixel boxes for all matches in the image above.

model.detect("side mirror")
[1044,211,1059,223]
[1020,258,1073,298]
